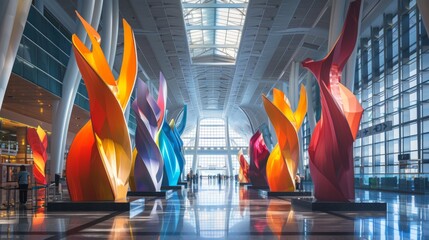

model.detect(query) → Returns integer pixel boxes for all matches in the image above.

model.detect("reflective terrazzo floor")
[0,179,428,239]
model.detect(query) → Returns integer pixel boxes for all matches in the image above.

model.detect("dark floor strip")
[43,198,157,240]
[44,210,124,240]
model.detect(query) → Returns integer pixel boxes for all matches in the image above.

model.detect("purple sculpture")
[130,73,167,192]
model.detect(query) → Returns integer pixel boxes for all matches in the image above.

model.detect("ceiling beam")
[182,3,247,8]
[189,44,237,49]
[186,25,243,30]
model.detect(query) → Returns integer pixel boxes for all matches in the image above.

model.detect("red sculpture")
[248,131,270,187]
[238,149,250,183]
[302,0,363,202]
[27,126,48,185]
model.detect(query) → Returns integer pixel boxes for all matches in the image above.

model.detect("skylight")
[182,0,249,65]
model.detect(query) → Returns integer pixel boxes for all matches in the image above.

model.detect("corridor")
[0,179,428,239]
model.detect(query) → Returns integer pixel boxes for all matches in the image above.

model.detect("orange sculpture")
[237,149,250,183]
[262,86,307,192]
[66,12,137,201]
[27,126,48,185]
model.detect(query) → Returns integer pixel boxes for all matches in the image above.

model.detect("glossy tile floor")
[0,179,428,239]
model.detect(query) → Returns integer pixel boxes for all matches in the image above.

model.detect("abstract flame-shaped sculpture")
[262,86,307,192]
[27,126,47,185]
[237,149,250,183]
[248,131,270,186]
[302,0,363,202]
[130,75,167,192]
[159,119,181,186]
[66,12,137,201]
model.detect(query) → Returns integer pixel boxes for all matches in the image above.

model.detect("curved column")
[418,0,429,35]
[191,117,200,173]
[109,0,119,68]
[304,73,316,131]
[328,0,363,92]
[344,1,363,92]
[50,0,102,178]
[328,0,348,50]
[101,0,113,65]
[0,0,31,110]
[225,118,233,176]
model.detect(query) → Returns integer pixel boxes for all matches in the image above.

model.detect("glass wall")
[353,0,428,192]
[302,0,429,193]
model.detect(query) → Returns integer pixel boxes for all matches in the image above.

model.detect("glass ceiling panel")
[182,0,249,64]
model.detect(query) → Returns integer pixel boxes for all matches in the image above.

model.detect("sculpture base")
[245,185,269,190]
[161,185,184,191]
[291,198,386,212]
[239,183,252,186]
[46,198,143,212]
[177,182,188,188]
[258,190,312,198]
[127,190,173,199]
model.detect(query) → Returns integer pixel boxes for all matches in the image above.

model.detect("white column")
[344,0,363,92]
[109,0,119,68]
[50,0,103,178]
[225,118,233,177]
[288,61,299,109]
[192,117,200,173]
[0,0,31,110]
[328,0,363,92]
[304,73,316,131]
[101,0,113,64]
[418,0,429,35]
[328,0,349,50]
[34,0,44,13]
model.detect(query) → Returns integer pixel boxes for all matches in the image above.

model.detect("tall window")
[183,118,249,176]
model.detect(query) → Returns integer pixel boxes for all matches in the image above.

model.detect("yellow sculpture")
[66,12,137,201]
[262,85,307,192]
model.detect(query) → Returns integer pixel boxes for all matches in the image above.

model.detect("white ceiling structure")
[51,0,394,140]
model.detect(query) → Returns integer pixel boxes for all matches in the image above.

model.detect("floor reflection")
[0,180,428,239]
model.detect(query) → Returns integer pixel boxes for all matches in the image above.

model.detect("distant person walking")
[18,165,30,204]
[295,174,301,191]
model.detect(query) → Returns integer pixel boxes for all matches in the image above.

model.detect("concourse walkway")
[0,178,428,239]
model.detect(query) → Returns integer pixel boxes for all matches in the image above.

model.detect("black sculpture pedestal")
[47,198,144,212]
[258,189,312,198]
[239,182,252,186]
[161,185,184,191]
[127,189,173,199]
[291,198,387,212]
[245,185,269,190]
[177,182,188,188]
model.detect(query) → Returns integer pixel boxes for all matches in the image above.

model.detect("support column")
[328,0,348,50]
[418,0,429,35]
[109,0,119,68]
[50,0,103,178]
[344,1,363,92]
[192,118,200,174]
[288,61,304,174]
[328,0,363,92]
[225,118,233,177]
[304,73,316,131]
[0,0,31,110]
[101,0,113,64]
[34,0,44,13]
[288,61,299,109]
